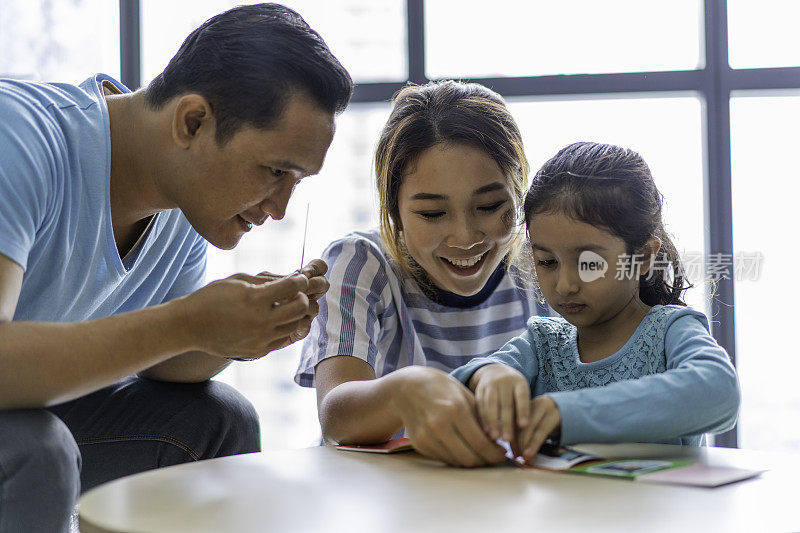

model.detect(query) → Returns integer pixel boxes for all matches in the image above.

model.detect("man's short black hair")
[145,3,353,144]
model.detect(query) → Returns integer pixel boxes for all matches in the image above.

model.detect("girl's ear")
[639,236,663,277]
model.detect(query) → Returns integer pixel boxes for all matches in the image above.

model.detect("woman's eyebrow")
[410,192,446,200]
[410,181,506,201]
[473,182,505,195]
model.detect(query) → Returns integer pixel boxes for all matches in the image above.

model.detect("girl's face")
[397,143,516,296]
[528,210,652,330]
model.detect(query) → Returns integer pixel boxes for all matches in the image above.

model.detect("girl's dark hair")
[523,141,690,306]
[145,3,353,145]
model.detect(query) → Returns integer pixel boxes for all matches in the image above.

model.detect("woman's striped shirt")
[294,229,549,386]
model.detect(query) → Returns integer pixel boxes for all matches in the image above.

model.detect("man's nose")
[259,181,296,221]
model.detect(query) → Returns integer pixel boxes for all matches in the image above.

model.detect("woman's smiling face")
[397,143,516,296]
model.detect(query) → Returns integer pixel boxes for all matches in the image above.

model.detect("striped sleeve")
[294,236,392,386]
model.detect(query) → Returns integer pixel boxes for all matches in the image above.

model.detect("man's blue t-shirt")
[0,74,207,321]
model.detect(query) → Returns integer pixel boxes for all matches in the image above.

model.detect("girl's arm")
[451,330,541,446]
[451,328,540,385]
[547,312,740,445]
[315,355,507,467]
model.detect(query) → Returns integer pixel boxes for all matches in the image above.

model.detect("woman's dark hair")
[145,3,353,144]
[523,141,689,306]
[375,80,529,283]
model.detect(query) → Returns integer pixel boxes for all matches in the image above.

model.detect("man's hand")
[517,395,562,463]
[178,272,311,360]
[289,259,329,343]
[224,259,330,349]
[469,364,531,453]
[390,366,507,468]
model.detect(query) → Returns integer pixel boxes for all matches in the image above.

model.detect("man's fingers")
[252,271,282,284]
[270,294,310,324]
[305,275,330,298]
[261,274,308,302]
[227,273,258,283]
[301,259,327,278]
[273,319,305,338]
[290,318,313,342]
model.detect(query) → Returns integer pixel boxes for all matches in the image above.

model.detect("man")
[0,4,352,531]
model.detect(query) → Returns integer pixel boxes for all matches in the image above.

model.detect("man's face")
[176,94,335,249]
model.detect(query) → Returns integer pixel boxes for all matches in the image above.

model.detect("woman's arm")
[315,356,400,443]
[315,355,507,467]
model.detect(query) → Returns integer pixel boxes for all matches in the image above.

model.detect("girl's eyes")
[537,259,557,268]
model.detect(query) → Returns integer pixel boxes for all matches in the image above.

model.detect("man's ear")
[639,236,663,277]
[172,94,213,149]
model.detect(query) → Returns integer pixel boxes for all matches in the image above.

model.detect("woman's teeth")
[445,253,484,268]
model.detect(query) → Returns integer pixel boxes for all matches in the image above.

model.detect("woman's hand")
[517,395,562,463]
[469,364,531,447]
[389,366,507,468]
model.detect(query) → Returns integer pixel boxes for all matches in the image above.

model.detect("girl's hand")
[469,364,531,447]
[518,395,562,463]
[390,366,507,468]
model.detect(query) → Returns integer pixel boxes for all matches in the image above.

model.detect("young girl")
[450,141,740,462]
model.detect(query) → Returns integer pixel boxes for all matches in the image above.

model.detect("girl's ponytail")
[639,223,690,306]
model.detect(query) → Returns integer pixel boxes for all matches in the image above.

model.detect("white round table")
[78,443,800,532]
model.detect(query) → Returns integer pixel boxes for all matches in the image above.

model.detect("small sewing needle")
[299,202,310,272]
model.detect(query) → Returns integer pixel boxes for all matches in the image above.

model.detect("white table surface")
[78,443,800,533]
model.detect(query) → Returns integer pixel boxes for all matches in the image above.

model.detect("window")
[140,0,406,86]
[731,93,800,452]
[0,0,119,82]
[425,0,703,78]
[728,0,800,69]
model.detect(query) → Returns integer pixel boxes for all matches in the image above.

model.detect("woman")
[294,81,549,467]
